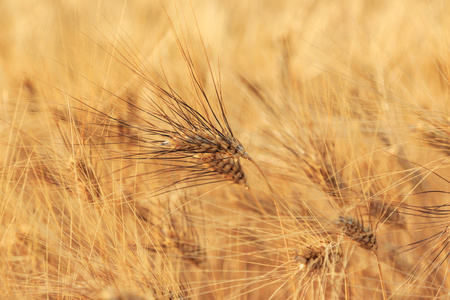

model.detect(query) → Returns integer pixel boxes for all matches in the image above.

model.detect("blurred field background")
[0,0,449,299]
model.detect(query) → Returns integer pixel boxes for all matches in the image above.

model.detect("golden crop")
[0,1,449,299]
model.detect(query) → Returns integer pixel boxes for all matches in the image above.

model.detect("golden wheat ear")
[334,215,388,299]
[294,240,343,273]
[57,23,259,198]
[335,215,378,252]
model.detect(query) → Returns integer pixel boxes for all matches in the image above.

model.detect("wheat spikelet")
[161,212,206,268]
[162,129,249,159]
[300,140,344,196]
[194,152,247,185]
[336,215,378,251]
[161,231,206,268]
[134,194,207,268]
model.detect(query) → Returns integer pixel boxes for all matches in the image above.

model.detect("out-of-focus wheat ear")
[160,201,206,268]
[335,215,378,252]
[294,240,343,273]
[66,156,102,202]
[416,116,450,155]
[161,220,206,268]
[282,138,347,209]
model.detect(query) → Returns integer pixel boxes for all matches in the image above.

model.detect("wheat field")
[0,0,449,299]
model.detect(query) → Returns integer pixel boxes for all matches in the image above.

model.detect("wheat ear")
[335,215,378,252]
[295,240,343,273]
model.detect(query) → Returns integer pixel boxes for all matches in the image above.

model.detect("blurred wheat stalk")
[0,0,449,299]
